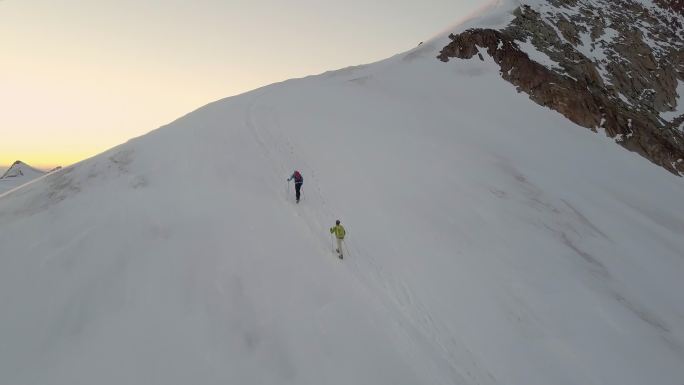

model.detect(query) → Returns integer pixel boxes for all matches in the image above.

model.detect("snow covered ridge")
[438,0,684,175]
[0,160,49,195]
[2,2,684,384]
[0,160,45,179]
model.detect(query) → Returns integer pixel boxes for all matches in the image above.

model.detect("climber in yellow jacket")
[330,220,346,259]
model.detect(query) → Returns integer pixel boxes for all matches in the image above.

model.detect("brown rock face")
[438,0,684,175]
[657,0,684,16]
[438,29,604,130]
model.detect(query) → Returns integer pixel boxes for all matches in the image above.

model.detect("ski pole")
[342,239,350,258]
[330,233,334,253]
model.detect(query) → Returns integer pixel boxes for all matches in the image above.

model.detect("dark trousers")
[295,182,302,201]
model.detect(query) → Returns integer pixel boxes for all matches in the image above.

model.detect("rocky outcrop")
[657,0,684,16]
[438,0,684,175]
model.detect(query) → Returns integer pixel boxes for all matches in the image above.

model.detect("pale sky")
[1,0,482,169]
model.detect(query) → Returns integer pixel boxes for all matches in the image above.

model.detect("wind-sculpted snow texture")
[1,2,684,385]
[439,0,684,175]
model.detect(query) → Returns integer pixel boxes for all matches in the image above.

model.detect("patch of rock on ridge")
[438,0,684,175]
[656,0,684,16]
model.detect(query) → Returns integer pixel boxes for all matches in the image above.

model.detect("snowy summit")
[0,160,47,195]
[1,1,683,385]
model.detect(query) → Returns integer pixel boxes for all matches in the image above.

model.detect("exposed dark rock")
[438,0,684,175]
[656,0,684,16]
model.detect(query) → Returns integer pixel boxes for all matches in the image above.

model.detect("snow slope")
[0,161,46,195]
[1,4,684,385]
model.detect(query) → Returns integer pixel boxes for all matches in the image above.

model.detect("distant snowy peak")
[0,161,49,195]
[438,0,684,175]
[0,161,45,180]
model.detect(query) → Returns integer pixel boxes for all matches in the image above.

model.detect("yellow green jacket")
[330,225,346,239]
